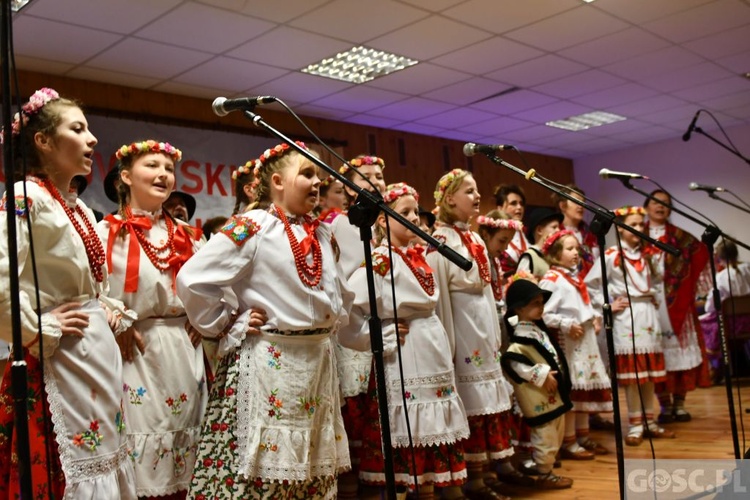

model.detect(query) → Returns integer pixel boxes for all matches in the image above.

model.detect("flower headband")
[1,87,60,143]
[477,215,523,232]
[434,168,468,205]
[252,141,307,177]
[232,160,254,181]
[613,206,646,218]
[542,229,576,255]
[339,155,386,176]
[383,182,419,204]
[116,140,182,162]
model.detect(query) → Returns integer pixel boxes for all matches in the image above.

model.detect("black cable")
[699,109,746,164]
[382,217,420,495]
[7,18,55,499]
[613,231,658,465]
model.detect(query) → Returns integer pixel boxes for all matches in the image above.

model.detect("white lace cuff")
[39,312,62,358]
[98,295,138,336]
[217,309,249,357]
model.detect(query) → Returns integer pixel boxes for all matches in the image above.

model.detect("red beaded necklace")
[452,226,491,284]
[124,205,176,272]
[43,179,105,283]
[391,246,435,296]
[275,206,322,287]
[619,252,652,294]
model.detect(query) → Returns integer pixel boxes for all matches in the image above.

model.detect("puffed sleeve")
[0,191,61,356]
[426,238,456,358]
[338,252,397,355]
[176,215,260,354]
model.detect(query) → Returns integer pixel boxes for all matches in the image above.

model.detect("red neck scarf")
[552,266,590,304]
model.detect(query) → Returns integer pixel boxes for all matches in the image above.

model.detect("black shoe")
[657,412,674,424]
[673,409,692,422]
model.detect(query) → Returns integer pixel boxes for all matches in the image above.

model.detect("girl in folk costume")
[97,140,206,499]
[339,183,470,499]
[231,160,258,215]
[177,141,352,499]
[539,230,612,459]
[585,206,672,446]
[427,169,514,500]
[551,185,599,278]
[315,174,347,223]
[328,155,386,497]
[643,190,711,423]
[493,184,528,274]
[0,88,136,498]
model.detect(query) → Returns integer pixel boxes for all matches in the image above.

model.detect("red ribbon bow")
[168,225,200,291]
[406,245,433,275]
[555,267,590,305]
[299,218,320,257]
[104,213,153,293]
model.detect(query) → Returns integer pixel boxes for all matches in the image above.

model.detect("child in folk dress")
[231,159,258,215]
[427,169,514,500]
[0,88,136,499]
[97,140,206,499]
[328,155,387,498]
[516,207,563,281]
[339,183,470,499]
[539,230,612,459]
[177,141,352,499]
[501,279,573,490]
[585,206,673,446]
[315,174,347,223]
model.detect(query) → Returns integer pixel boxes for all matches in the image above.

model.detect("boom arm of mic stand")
[708,192,750,216]
[693,127,750,166]
[242,110,472,271]
[623,181,750,252]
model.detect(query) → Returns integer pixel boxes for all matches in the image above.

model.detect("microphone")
[463,142,513,157]
[212,96,276,117]
[689,182,725,193]
[599,168,648,180]
[682,110,700,142]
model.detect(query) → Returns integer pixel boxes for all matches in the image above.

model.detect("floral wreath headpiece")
[116,140,182,162]
[383,182,419,204]
[542,229,576,255]
[252,141,307,177]
[320,175,341,189]
[232,160,254,181]
[1,87,60,144]
[476,215,523,232]
[613,206,645,218]
[434,168,468,205]
[339,155,386,176]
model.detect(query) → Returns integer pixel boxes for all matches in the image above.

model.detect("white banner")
[2,114,282,229]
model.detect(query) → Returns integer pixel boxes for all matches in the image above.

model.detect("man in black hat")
[163,191,196,223]
[516,207,563,279]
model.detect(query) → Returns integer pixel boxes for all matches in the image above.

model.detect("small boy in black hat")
[516,207,563,279]
[501,279,573,489]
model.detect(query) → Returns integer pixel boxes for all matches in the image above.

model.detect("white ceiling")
[11,0,750,159]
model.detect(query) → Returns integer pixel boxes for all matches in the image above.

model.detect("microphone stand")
[707,192,750,216]
[620,182,744,459]
[1,0,34,497]
[692,126,750,166]
[476,153,678,500]
[241,109,473,500]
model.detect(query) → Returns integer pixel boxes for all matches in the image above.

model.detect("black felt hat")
[165,191,197,221]
[418,205,436,227]
[505,279,552,313]
[525,207,564,241]
[103,166,120,204]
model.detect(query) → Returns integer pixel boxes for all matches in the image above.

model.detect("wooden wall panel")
[9,70,574,213]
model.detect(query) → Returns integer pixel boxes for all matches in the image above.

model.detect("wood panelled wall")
[11,70,573,213]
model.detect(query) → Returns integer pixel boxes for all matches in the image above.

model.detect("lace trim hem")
[239,463,350,482]
[391,428,470,448]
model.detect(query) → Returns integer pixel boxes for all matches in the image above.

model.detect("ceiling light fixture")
[11,0,34,12]
[302,46,418,84]
[546,111,626,131]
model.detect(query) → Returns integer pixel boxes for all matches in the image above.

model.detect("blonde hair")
[254,151,302,210]
[435,169,472,225]
[477,209,509,243]
[545,233,578,267]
